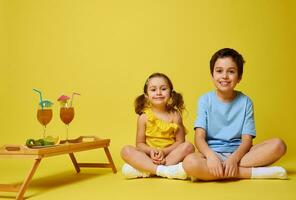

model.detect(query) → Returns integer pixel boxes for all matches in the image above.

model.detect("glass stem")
[43,125,46,138]
[66,124,69,141]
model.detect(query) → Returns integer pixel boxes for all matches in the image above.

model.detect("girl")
[121,73,194,179]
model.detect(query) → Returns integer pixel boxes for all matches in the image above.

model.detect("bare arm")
[223,134,253,177]
[195,127,223,177]
[161,112,185,156]
[228,134,253,162]
[195,128,216,158]
[135,114,154,155]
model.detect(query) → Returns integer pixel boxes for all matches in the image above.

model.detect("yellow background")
[0,0,295,200]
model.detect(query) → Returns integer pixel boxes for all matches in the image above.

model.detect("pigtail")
[167,90,185,114]
[134,94,146,115]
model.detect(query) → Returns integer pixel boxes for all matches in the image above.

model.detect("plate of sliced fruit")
[26,136,60,148]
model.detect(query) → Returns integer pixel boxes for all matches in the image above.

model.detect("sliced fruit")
[35,139,45,146]
[26,139,35,146]
[44,136,60,145]
[25,136,60,147]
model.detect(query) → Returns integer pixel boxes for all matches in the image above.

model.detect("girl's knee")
[120,145,134,159]
[180,142,195,155]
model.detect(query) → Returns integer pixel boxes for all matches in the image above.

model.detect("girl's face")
[146,77,171,108]
[212,57,241,94]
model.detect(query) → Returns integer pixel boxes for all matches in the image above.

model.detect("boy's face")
[212,57,241,94]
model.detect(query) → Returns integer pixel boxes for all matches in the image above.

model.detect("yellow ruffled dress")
[143,108,178,149]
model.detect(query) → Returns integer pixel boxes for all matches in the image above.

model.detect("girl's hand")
[207,155,223,178]
[223,157,238,178]
[150,149,158,160]
[150,149,165,165]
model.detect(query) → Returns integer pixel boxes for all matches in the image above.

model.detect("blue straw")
[33,89,44,110]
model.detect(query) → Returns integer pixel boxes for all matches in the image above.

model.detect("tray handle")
[1,145,27,152]
[60,136,100,144]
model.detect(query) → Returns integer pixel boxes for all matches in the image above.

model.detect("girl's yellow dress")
[143,108,178,149]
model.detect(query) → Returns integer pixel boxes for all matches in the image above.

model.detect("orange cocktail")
[60,107,74,125]
[58,93,80,143]
[60,107,74,142]
[37,108,52,138]
[37,109,53,126]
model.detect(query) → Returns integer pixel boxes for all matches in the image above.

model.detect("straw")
[70,92,81,107]
[33,88,44,110]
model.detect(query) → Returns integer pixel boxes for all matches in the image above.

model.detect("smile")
[219,81,230,86]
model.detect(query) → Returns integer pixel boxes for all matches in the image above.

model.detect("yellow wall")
[1,0,295,165]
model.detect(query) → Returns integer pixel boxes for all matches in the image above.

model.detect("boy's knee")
[183,153,199,172]
[272,138,287,156]
[120,145,134,159]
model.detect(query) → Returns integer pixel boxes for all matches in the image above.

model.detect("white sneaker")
[122,163,150,179]
[156,162,187,180]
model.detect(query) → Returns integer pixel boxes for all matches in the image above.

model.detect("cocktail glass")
[37,105,53,138]
[60,106,74,143]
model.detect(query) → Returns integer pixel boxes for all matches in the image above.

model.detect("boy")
[183,48,287,180]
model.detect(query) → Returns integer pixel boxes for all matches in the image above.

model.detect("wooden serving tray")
[0,136,117,200]
[0,136,110,157]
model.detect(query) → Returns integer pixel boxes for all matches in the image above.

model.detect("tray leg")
[69,153,80,173]
[104,147,117,173]
[16,158,41,200]
[68,147,117,173]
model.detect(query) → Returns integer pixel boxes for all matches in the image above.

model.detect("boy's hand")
[207,155,223,178]
[223,157,238,178]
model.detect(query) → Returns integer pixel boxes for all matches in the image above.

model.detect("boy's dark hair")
[134,72,184,115]
[210,48,245,79]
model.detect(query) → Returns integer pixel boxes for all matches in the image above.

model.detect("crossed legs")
[183,138,287,180]
[121,142,194,175]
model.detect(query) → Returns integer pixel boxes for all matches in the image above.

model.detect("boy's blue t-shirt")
[194,91,256,153]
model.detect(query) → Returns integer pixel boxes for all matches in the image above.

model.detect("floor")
[0,154,295,200]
